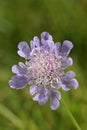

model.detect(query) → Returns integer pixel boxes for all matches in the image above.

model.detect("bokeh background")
[0,0,87,130]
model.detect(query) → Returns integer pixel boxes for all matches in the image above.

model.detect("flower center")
[26,48,62,86]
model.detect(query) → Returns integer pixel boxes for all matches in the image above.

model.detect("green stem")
[61,98,81,130]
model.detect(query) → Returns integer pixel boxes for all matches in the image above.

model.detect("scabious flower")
[9,32,78,110]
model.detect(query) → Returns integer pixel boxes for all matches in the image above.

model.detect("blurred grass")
[0,103,25,129]
[0,0,87,130]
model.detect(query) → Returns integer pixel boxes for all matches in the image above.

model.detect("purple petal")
[38,88,49,105]
[61,78,78,90]
[41,40,54,51]
[40,32,54,51]
[30,36,40,50]
[41,44,51,51]
[17,41,30,59]
[33,88,49,105]
[50,99,60,110]
[9,75,28,89]
[47,40,54,50]
[64,71,76,79]
[54,91,61,100]
[61,84,70,91]
[33,93,39,101]
[30,47,40,56]
[12,62,27,75]
[50,96,60,110]
[68,79,79,89]
[39,95,49,105]
[51,78,61,89]
[61,40,73,57]
[50,91,61,110]
[61,57,73,69]
[41,32,53,44]
[30,85,41,95]
[30,85,37,95]
[54,42,61,57]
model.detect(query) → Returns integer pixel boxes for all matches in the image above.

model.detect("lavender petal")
[41,40,54,51]
[38,88,49,105]
[30,36,40,50]
[51,78,61,89]
[61,78,78,90]
[61,40,73,57]
[9,75,28,89]
[54,42,61,57]
[64,71,76,79]
[50,96,60,110]
[61,57,73,69]
[33,88,49,105]
[17,41,30,59]
[33,93,39,101]
[61,84,70,91]
[30,85,41,95]
[41,44,51,51]
[54,91,61,100]
[68,79,79,89]
[41,32,53,44]
[50,91,61,110]
[12,62,27,75]
[41,32,54,51]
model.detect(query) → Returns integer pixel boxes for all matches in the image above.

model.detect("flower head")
[9,32,78,110]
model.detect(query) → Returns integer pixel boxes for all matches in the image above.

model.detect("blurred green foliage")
[0,0,87,130]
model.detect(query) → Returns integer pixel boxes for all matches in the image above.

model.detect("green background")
[0,0,87,130]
